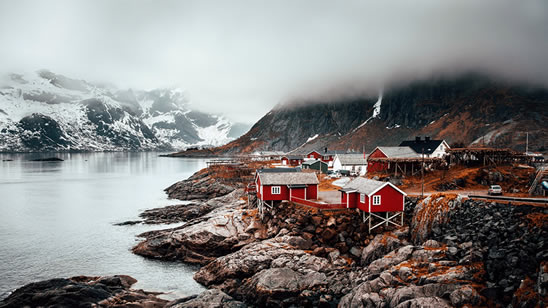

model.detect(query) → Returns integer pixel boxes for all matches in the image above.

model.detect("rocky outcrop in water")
[164,169,235,201]
[132,189,256,264]
[0,275,167,308]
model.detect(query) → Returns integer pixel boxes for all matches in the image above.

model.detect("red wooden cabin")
[306,150,322,160]
[256,172,319,201]
[340,177,407,232]
[367,146,419,173]
[281,155,304,166]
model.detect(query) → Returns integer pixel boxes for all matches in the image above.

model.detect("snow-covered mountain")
[0,70,249,152]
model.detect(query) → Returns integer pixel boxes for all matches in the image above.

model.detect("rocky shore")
[0,275,168,308]
[4,168,547,307]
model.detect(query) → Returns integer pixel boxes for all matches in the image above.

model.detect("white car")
[488,185,502,195]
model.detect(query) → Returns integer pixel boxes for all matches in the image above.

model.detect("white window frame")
[373,195,381,205]
[271,186,281,194]
[360,193,365,203]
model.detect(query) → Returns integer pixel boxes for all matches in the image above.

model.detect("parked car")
[488,185,502,195]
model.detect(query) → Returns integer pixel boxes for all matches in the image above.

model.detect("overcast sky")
[1,0,547,123]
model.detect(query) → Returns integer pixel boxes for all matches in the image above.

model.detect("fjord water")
[0,152,206,300]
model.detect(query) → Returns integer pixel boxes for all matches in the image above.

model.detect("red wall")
[367,148,388,173]
[306,185,318,200]
[256,176,262,199]
[370,185,405,212]
[261,184,290,201]
[291,187,306,199]
[307,151,322,160]
[357,193,369,212]
[341,192,358,208]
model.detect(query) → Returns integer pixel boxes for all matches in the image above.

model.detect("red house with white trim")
[256,172,319,201]
[306,150,323,160]
[340,177,406,212]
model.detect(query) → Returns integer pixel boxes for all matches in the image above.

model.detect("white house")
[333,153,368,175]
[399,137,450,158]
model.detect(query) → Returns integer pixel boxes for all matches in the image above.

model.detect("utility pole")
[526,132,529,155]
[421,147,424,198]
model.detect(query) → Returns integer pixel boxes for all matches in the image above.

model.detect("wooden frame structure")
[447,148,532,166]
[367,157,445,176]
[361,210,404,233]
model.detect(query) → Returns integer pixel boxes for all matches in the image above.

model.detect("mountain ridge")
[203,73,548,156]
[0,70,250,152]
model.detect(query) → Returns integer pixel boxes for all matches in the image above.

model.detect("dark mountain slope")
[212,73,548,155]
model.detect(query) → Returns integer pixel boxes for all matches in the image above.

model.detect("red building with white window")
[256,171,319,201]
[340,177,406,211]
[340,177,407,232]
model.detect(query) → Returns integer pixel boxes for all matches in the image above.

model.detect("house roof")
[399,139,446,155]
[324,150,348,156]
[302,159,327,166]
[259,172,319,185]
[375,146,421,158]
[341,177,406,196]
[307,149,348,156]
[282,155,304,160]
[335,153,368,165]
[257,167,301,174]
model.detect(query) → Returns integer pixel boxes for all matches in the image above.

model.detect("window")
[271,186,281,194]
[360,193,365,203]
[373,195,381,205]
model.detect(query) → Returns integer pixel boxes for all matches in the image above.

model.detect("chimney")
[415,136,421,142]
[425,136,431,141]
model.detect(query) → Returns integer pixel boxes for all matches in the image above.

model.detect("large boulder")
[0,275,166,308]
[361,232,403,265]
[167,289,245,308]
[165,170,235,201]
[410,194,461,243]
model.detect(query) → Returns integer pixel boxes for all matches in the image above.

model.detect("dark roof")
[399,139,445,155]
[302,159,327,166]
[257,167,302,174]
[307,149,348,156]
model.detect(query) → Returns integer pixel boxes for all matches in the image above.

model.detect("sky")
[0,0,547,123]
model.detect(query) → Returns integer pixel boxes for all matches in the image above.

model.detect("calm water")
[0,152,207,300]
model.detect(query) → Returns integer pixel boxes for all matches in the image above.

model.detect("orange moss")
[525,212,548,228]
[512,276,544,305]
[412,193,458,241]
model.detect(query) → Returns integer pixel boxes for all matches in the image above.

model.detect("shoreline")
[3,163,547,307]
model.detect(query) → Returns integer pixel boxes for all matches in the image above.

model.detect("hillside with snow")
[0,70,249,152]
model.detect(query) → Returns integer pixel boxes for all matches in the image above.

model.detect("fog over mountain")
[1,0,547,123]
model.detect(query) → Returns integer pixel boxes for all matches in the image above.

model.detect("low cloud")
[1,0,547,122]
